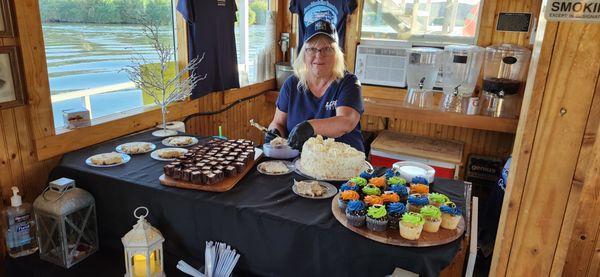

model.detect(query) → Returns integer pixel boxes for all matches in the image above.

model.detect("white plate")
[161,136,199,147]
[292,179,338,199]
[150,148,188,161]
[392,161,435,184]
[293,158,373,181]
[115,142,156,154]
[85,153,131,168]
[256,160,294,175]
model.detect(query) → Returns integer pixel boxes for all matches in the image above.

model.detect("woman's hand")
[288,121,315,150]
[264,129,281,144]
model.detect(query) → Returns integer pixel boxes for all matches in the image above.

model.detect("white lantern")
[122,207,165,277]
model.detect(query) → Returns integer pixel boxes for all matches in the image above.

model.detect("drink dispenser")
[480,44,531,118]
[440,45,484,113]
[404,47,442,109]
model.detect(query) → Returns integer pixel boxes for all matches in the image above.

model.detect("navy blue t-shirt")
[276,73,364,152]
[290,0,358,52]
[177,0,240,98]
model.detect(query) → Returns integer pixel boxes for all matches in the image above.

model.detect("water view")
[43,23,267,128]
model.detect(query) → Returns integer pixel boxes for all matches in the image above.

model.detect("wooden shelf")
[264,89,518,134]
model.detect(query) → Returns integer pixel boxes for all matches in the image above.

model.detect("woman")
[266,20,364,152]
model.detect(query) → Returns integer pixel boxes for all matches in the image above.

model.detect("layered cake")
[163,138,254,185]
[300,135,365,179]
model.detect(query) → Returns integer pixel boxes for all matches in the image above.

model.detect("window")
[235,0,273,86]
[38,0,176,129]
[361,0,481,45]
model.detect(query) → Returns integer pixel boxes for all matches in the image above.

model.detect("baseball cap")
[304,20,338,43]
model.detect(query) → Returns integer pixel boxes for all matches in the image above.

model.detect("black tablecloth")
[10,131,466,277]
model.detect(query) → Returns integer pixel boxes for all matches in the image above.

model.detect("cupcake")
[360,170,375,179]
[338,190,360,210]
[349,176,367,188]
[440,202,462,230]
[427,192,449,207]
[410,184,430,194]
[345,200,367,227]
[384,168,400,179]
[381,191,400,203]
[420,205,442,232]
[366,204,388,232]
[339,181,359,192]
[386,202,406,230]
[364,195,384,206]
[399,212,425,240]
[369,177,387,189]
[362,184,381,196]
[390,184,409,202]
[411,176,430,185]
[407,193,429,213]
[387,176,407,187]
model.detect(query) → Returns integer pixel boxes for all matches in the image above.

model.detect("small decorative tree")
[123,17,205,137]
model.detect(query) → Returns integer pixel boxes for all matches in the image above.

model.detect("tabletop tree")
[123,17,205,137]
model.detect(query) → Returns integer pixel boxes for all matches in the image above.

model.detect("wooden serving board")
[331,194,465,247]
[159,149,263,192]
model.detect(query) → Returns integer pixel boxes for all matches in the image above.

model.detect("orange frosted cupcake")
[338,190,360,210]
[369,177,387,189]
[364,195,384,206]
[381,191,400,203]
[410,184,429,194]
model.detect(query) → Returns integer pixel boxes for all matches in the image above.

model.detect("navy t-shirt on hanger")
[177,0,240,98]
[276,73,364,152]
[290,0,358,52]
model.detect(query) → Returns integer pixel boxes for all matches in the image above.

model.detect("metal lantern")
[33,177,99,268]
[122,207,165,277]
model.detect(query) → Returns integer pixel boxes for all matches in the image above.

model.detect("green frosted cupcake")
[427,193,449,207]
[362,184,381,196]
[366,204,388,232]
[349,176,367,187]
[420,205,442,233]
[387,176,407,186]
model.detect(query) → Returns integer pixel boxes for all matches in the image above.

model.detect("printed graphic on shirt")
[303,0,338,27]
[217,0,226,6]
[325,100,337,111]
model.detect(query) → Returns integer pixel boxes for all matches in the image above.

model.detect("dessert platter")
[331,168,465,247]
[159,138,263,192]
[151,148,189,161]
[292,179,337,199]
[116,142,156,155]
[257,160,294,175]
[85,152,131,167]
[162,136,199,147]
[293,135,372,181]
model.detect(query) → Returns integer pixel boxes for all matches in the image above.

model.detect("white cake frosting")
[300,135,365,179]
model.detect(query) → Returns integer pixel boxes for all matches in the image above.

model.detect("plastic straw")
[218,126,223,138]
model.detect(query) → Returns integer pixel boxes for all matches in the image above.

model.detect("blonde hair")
[292,35,346,92]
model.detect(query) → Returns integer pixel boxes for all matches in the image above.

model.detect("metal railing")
[50,81,137,112]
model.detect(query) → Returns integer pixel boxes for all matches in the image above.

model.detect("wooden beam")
[344,0,363,73]
[223,79,276,104]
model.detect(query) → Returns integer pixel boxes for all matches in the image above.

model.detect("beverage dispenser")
[404,47,442,109]
[440,45,484,113]
[480,44,531,118]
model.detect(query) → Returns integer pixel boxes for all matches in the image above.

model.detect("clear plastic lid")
[483,44,531,81]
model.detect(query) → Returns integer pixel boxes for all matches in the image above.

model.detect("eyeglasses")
[305,46,335,57]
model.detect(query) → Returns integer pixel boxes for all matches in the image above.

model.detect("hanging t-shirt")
[290,0,357,52]
[177,0,240,99]
[276,73,364,152]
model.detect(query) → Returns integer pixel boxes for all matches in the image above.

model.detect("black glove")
[264,129,281,144]
[288,121,315,150]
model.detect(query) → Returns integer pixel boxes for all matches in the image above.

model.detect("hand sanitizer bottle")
[2,186,38,257]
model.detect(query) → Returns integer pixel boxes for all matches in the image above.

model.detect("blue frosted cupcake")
[384,168,400,179]
[366,204,388,232]
[345,200,366,227]
[407,193,429,213]
[340,181,359,192]
[390,184,410,202]
[411,176,430,185]
[360,170,375,179]
[386,202,407,229]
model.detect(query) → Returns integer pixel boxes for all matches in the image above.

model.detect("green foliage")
[39,0,172,25]
[248,9,256,25]
[250,0,268,25]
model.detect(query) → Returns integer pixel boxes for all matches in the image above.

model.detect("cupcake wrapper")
[366,216,388,232]
[338,198,348,211]
[346,213,366,227]
[441,214,461,230]
[387,214,401,230]
[407,203,423,213]
[399,221,423,240]
[423,218,441,233]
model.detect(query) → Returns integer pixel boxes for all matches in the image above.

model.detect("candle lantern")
[33,177,99,268]
[122,207,165,277]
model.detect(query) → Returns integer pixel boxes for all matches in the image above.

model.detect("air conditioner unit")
[354,40,412,88]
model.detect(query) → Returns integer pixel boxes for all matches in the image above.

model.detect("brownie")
[170,161,181,168]
[204,173,217,184]
[209,161,219,166]
[221,161,231,166]
[225,156,236,161]
[188,166,199,172]
[235,157,248,164]
[173,168,182,179]
[164,164,175,176]
[213,169,224,181]
[232,162,245,172]
[182,169,192,181]
[201,166,212,171]
[195,162,205,167]
[191,171,202,184]
[224,166,237,177]
[214,165,224,171]
[215,153,224,158]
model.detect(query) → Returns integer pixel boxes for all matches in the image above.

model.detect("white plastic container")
[263,143,299,159]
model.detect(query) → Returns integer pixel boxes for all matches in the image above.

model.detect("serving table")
[7,130,469,277]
